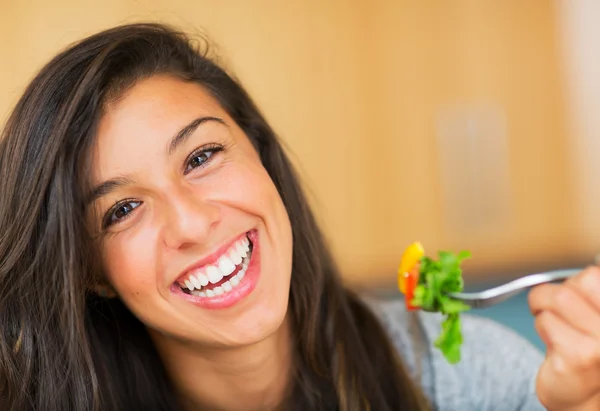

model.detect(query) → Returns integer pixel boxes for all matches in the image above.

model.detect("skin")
[530,265,600,411]
[89,75,294,411]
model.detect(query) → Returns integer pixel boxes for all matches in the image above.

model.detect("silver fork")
[447,268,582,309]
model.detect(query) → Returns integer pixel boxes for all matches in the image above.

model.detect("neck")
[149,317,293,411]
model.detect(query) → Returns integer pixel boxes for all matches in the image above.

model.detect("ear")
[93,283,118,298]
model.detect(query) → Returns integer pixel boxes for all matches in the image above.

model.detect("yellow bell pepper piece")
[398,241,424,294]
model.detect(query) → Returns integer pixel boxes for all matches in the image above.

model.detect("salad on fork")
[397,242,472,365]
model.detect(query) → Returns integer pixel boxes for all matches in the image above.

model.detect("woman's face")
[89,75,293,348]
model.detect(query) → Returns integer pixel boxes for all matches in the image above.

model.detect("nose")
[161,187,221,250]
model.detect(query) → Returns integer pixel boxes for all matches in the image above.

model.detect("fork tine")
[447,268,582,309]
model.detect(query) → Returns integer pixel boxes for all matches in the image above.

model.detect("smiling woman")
[90,73,295,347]
[0,23,544,411]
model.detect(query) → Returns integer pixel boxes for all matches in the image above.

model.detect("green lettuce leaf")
[411,250,471,364]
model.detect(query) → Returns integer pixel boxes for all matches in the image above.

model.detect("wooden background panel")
[0,1,584,287]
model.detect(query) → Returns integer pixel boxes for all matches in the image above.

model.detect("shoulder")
[367,297,546,411]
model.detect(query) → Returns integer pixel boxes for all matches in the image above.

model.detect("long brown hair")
[0,23,429,410]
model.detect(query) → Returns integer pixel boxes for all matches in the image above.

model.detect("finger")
[533,310,554,348]
[565,265,600,314]
[529,283,600,338]
[536,355,590,410]
[529,283,559,315]
[536,311,600,378]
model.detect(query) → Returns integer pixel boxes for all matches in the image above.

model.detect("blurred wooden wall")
[0,1,585,287]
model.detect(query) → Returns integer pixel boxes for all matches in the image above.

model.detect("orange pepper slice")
[398,242,424,293]
[398,242,424,311]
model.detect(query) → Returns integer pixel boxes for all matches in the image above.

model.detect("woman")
[0,22,551,410]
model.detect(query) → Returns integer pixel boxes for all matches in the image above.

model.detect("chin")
[220,298,290,347]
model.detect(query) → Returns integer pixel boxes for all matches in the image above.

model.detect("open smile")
[178,235,252,297]
[172,230,260,309]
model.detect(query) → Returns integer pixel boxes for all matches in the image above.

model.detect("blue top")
[369,299,545,410]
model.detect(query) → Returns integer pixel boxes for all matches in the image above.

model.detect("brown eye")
[184,145,222,175]
[189,151,212,168]
[103,200,142,229]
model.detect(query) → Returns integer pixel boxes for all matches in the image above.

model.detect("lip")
[174,231,249,285]
[170,230,260,309]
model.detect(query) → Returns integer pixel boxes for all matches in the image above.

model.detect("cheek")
[101,231,159,295]
[246,167,294,270]
[212,158,286,220]
[216,160,293,264]
[242,166,291,244]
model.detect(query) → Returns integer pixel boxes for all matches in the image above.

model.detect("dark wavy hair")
[0,23,429,411]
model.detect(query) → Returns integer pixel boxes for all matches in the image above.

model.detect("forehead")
[93,75,229,181]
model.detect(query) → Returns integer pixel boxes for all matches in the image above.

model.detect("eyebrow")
[87,176,135,204]
[168,116,226,155]
[87,116,226,204]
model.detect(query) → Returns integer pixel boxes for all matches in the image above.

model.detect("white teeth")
[198,273,209,287]
[218,256,236,276]
[191,255,250,298]
[230,249,242,265]
[181,235,253,295]
[236,242,246,257]
[190,275,201,289]
[206,265,223,284]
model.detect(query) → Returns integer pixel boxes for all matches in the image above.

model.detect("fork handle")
[480,268,582,298]
[508,268,581,289]
[449,268,582,308]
